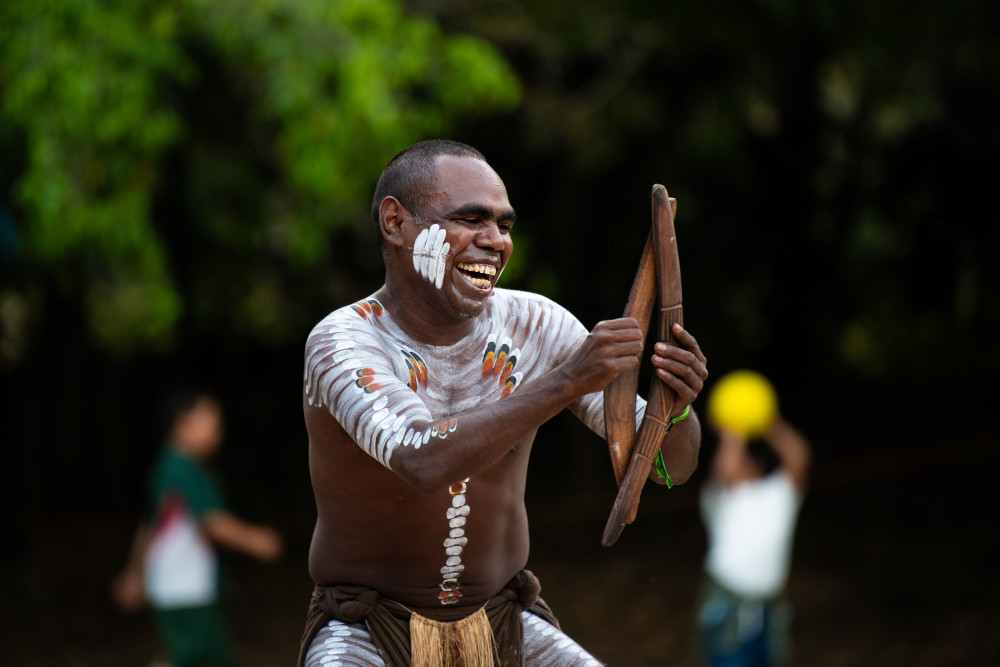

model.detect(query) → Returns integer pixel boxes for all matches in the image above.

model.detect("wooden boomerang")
[602,184,682,547]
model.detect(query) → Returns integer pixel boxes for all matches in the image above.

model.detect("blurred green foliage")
[0,0,519,352]
[3,0,996,379]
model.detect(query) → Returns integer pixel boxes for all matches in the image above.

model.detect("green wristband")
[671,404,691,424]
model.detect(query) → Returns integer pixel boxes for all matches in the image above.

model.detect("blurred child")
[112,389,282,667]
[697,415,811,667]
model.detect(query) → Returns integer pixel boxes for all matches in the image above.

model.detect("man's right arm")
[306,313,644,494]
[391,319,642,492]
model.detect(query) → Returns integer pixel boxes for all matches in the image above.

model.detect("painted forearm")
[388,366,581,493]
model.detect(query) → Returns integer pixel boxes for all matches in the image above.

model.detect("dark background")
[2,0,998,664]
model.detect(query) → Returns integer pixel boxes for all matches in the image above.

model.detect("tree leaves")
[0,0,520,352]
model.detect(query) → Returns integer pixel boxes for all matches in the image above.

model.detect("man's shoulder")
[488,287,568,317]
[487,288,585,343]
[307,295,387,341]
[304,295,401,402]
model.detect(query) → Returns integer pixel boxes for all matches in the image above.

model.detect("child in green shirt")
[113,390,282,667]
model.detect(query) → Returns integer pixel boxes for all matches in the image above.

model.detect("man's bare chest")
[385,329,547,417]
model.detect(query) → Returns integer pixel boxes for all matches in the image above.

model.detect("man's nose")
[476,222,505,251]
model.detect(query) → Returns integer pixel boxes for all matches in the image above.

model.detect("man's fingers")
[588,338,643,367]
[593,318,642,341]
[657,332,708,376]
[670,323,708,363]
[611,354,641,372]
[654,371,699,408]
[601,317,640,330]
[655,361,704,393]
[655,355,703,386]
[654,347,708,380]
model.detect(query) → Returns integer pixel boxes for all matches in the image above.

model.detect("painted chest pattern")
[305,291,593,605]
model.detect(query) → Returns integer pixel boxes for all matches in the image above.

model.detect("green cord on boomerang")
[654,405,690,488]
[654,450,673,488]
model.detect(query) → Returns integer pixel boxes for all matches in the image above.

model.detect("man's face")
[403,155,515,319]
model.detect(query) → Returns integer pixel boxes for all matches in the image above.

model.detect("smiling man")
[299,140,709,666]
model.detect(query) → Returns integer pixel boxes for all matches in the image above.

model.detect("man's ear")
[378,196,410,247]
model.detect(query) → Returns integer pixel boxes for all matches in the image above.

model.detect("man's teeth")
[456,263,497,276]
[456,263,496,289]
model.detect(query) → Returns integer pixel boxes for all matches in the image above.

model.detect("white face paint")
[412,224,450,289]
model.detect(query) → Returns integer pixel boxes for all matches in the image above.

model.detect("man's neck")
[374,283,480,347]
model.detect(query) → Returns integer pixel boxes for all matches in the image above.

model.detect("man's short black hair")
[370,140,487,244]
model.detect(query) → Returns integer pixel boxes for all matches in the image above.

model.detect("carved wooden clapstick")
[603,231,655,486]
[602,185,682,546]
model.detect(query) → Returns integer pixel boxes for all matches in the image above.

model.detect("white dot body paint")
[412,224,450,289]
[435,477,472,604]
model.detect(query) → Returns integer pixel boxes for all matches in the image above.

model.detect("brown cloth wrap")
[298,570,560,667]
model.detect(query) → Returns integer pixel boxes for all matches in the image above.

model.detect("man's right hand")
[556,317,644,395]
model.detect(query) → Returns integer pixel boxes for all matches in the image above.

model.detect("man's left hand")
[650,322,708,418]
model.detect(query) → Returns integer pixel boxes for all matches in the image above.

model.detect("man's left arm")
[646,322,708,485]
